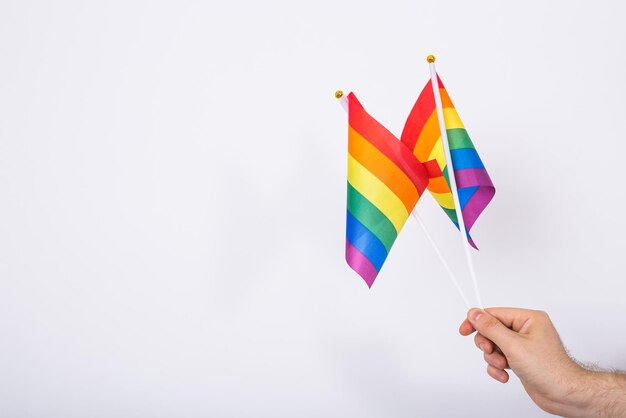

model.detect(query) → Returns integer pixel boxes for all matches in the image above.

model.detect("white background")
[1,0,625,416]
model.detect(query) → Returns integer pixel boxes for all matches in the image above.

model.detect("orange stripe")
[440,88,454,109]
[414,111,441,161]
[348,126,420,212]
[427,175,451,194]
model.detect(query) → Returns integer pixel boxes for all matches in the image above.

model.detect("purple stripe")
[462,187,496,232]
[345,240,378,288]
[455,168,494,189]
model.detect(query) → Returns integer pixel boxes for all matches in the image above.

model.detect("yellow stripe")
[422,105,461,212]
[427,140,447,172]
[443,108,464,129]
[347,155,408,233]
[348,126,419,211]
[430,190,455,209]
[424,109,462,170]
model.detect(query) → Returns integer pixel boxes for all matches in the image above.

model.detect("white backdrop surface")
[1,1,625,417]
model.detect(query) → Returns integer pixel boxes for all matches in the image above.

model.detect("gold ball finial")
[427,55,436,63]
[335,90,344,99]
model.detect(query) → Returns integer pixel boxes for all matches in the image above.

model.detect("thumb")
[467,308,517,351]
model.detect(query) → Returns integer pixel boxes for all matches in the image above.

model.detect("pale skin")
[459,308,626,417]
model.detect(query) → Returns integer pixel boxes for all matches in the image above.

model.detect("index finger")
[459,318,476,336]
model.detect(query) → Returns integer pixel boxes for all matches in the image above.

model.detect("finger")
[491,344,510,369]
[487,365,509,383]
[459,319,476,336]
[474,333,495,354]
[484,351,509,370]
[467,308,517,351]
[490,343,509,367]
[483,307,546,333]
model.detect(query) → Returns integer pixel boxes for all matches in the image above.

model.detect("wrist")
[557,368,626,418]
[544,363,591,417]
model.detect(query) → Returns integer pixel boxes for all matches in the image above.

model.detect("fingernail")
[478,343,485,352]
[470,309,483,321]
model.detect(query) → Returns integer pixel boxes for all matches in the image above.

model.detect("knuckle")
[533,310,551,324]
[484,352,504,369]
[483,316,499,330]
[495,355,506,369]
[475,335,491,353]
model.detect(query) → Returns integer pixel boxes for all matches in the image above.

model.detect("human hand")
[459,308,593,417]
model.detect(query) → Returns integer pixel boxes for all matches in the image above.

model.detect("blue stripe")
[451,148,484,170]
[458,186,478,210]
[346,211,388,272]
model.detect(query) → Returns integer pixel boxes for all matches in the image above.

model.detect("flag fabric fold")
[401,75,495,248]
[345,93,429,287]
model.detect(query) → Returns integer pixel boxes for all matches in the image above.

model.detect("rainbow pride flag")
[345,93,429,287]
[401,75,495,248]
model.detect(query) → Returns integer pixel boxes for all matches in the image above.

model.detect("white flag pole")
[336,90,471,309]
[426,55,484,308]
[411,211,470,308]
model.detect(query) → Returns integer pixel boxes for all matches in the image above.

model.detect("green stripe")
[347,183,397,252]
[439,133,465,226]
[447,128,475,150]
[442,206,458,224]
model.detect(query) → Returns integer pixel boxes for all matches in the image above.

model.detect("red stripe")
[400,73,448,152]
[423,159,443,178]
[400,80,435,151]
[436,74,445,88]
[348,93,429,194]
